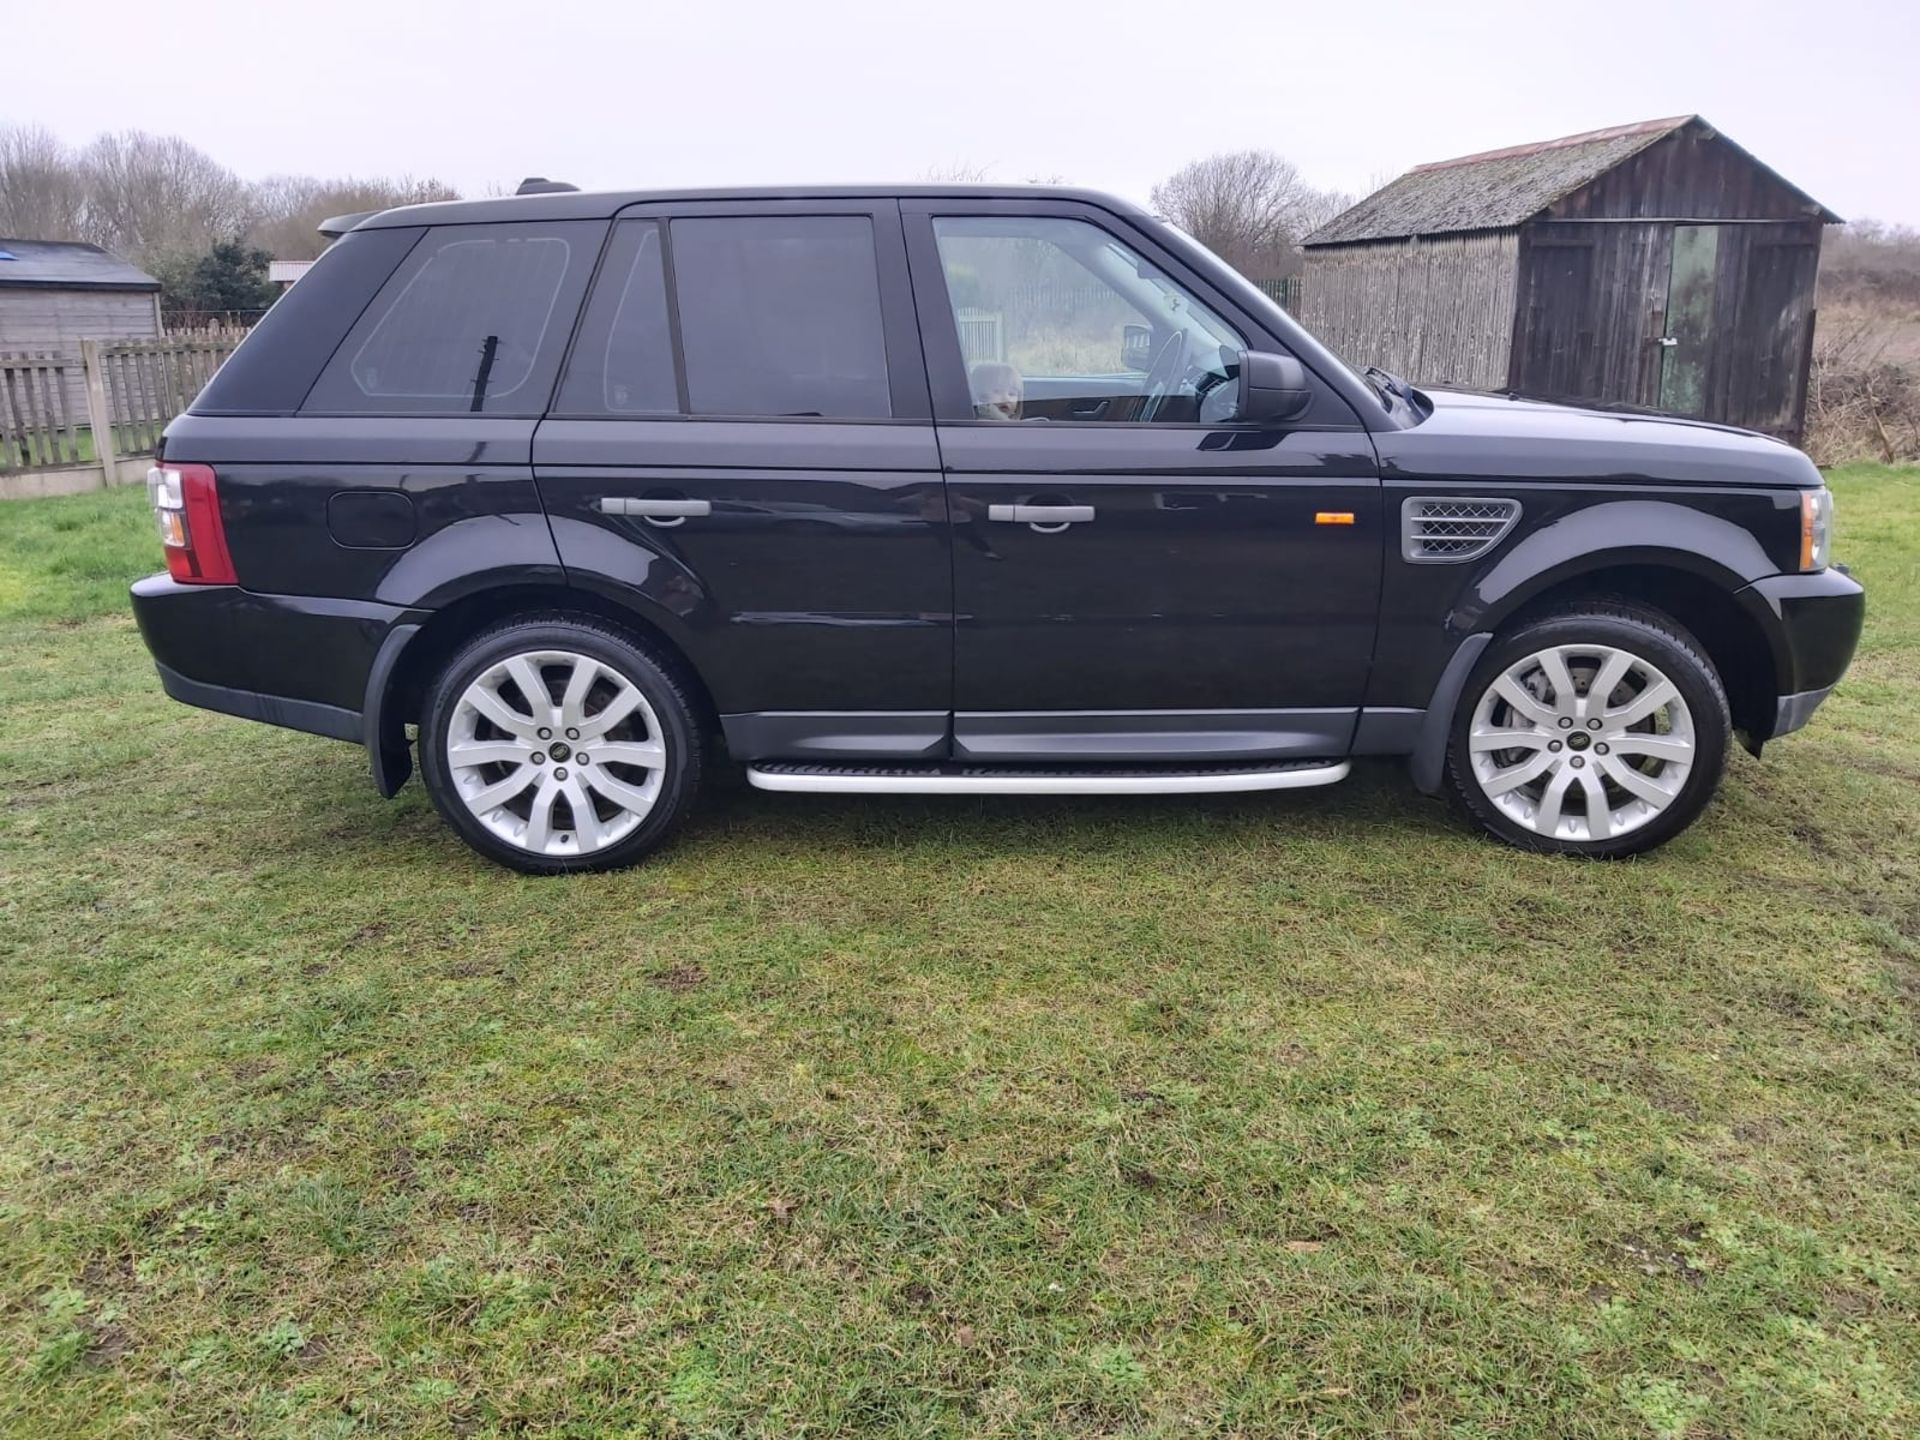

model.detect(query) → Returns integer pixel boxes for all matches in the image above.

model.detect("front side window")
[931,216,1245,424]
[670,216,892,419]
[306,222,595,415]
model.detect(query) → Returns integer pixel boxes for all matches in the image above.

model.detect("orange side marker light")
[1315,511,1356,526]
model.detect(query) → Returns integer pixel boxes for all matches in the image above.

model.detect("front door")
[903,200,1382,762]
[1659,224,1721,416]
[534,202,952,761]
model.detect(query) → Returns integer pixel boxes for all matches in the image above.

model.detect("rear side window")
[305,221,601,416]
[671,216,891,419]
[555,220,677,415]
[191,227,421,415]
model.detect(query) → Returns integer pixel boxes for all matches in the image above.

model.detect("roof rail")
[515,177,580,195]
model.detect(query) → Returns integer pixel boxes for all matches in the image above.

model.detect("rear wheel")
[418,616,704,874]
[1447,603,1729,857]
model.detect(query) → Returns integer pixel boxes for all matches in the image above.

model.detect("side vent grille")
[1402,496,1521,563]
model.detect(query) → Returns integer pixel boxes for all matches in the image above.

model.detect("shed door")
[1658,225,1720,415]
[1725,229,1821,440]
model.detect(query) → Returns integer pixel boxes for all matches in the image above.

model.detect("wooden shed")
[1300,116,1839,441]
[0,239,162,351]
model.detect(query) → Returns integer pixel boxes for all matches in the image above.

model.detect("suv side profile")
[131,185,1864,873]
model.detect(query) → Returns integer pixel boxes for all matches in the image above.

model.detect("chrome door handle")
[597,496,711,524]
[987,503,1095,529]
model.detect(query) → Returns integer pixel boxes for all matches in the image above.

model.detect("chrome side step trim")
[746,761,1351,795]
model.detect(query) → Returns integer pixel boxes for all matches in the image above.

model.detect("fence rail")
[101,338,237,458]
[0,353,87,470]
[0,335,241,497]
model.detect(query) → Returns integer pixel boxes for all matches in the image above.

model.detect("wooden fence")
[0,335,241,499]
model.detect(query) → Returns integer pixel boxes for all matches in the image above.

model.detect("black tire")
[1446,601,1730,858]
[418,614,705,874]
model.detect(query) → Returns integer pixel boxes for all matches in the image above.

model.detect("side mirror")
[1236,350,1312,424]
[1120,323,1154,372]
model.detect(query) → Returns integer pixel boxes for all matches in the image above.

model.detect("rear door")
[902,198,1382,762]
[534,201,952,761]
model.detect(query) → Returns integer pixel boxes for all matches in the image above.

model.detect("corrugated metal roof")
[0,238,161,291]
[1304,116,1695,246]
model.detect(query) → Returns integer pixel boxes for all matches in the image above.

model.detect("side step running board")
[746,760,1351,796]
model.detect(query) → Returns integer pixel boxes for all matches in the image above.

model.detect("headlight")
[1800,488,1832,573]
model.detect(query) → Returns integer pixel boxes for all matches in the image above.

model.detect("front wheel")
[1447,603,1730,858]
[418,615,705,874]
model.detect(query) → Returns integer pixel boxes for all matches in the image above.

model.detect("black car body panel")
[127,183,1864,812]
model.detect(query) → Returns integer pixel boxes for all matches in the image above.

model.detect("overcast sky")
[8,0,1917,225]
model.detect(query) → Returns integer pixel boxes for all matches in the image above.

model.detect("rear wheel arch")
[370,585,720,793]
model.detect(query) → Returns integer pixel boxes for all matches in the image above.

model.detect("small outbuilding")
[1301,116,1838,442]
[0,238,163,352]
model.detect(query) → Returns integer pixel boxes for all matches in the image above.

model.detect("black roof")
[0,238,161,291]
[337,184,1151,232]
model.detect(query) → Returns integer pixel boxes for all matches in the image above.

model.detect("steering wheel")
[1136,329,1189,423]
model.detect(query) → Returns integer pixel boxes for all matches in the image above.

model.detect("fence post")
[81,340,120,486]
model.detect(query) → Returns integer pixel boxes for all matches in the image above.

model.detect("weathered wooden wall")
[0,289,163,414]
[1510,218,1823,439]
[1300,232,1519,390]
[1510,222,1673,409]
[0,289,160,349]
[1546,126,1825,224]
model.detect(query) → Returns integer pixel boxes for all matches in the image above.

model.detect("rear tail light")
[148,463,235,585]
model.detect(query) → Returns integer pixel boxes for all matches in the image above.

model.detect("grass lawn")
[1,466,1917,1438]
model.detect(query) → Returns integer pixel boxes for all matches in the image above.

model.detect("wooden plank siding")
[1545,126,1828,224]
[1508,218,1821,440]
[1300,231,1519,391]
[0,289,163,417]
[1510,222,1673,411]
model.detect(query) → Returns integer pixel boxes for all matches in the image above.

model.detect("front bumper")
[1736,566,1865,740]
[130,575,407,744]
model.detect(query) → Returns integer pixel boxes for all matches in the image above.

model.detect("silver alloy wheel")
[1467,643,1696,843]
[446,649,667,857]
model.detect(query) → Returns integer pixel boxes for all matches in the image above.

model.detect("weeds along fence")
[0,335,241,499]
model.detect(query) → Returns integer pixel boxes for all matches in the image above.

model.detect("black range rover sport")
[130,184,1864,872]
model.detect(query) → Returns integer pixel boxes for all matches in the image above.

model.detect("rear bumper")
[130,574,407,744]
[153,661,362,741]
[1737,567,1865,740]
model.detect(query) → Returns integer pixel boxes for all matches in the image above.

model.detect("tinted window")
[555,220,678,415]
[193,227,421,415]
[305,221,600,415]
[671,216,890,419]
[932,216,1244,424]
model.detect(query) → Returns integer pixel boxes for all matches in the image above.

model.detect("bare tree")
[248,174,460,260]
[0,125,89,240]
[1150,150,1351,280]
[921,162,992,183]
[78,131,254,260]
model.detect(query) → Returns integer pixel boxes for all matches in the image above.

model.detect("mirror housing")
[1237,350,1311,424]
[1120,323,1154,373]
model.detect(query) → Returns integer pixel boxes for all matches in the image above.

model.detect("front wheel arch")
[1483,564,1780,749]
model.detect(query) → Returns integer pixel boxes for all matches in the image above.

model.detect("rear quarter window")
[303,221,604,417]
[190,227,422,415]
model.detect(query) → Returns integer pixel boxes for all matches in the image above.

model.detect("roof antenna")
[515,177,580,195]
